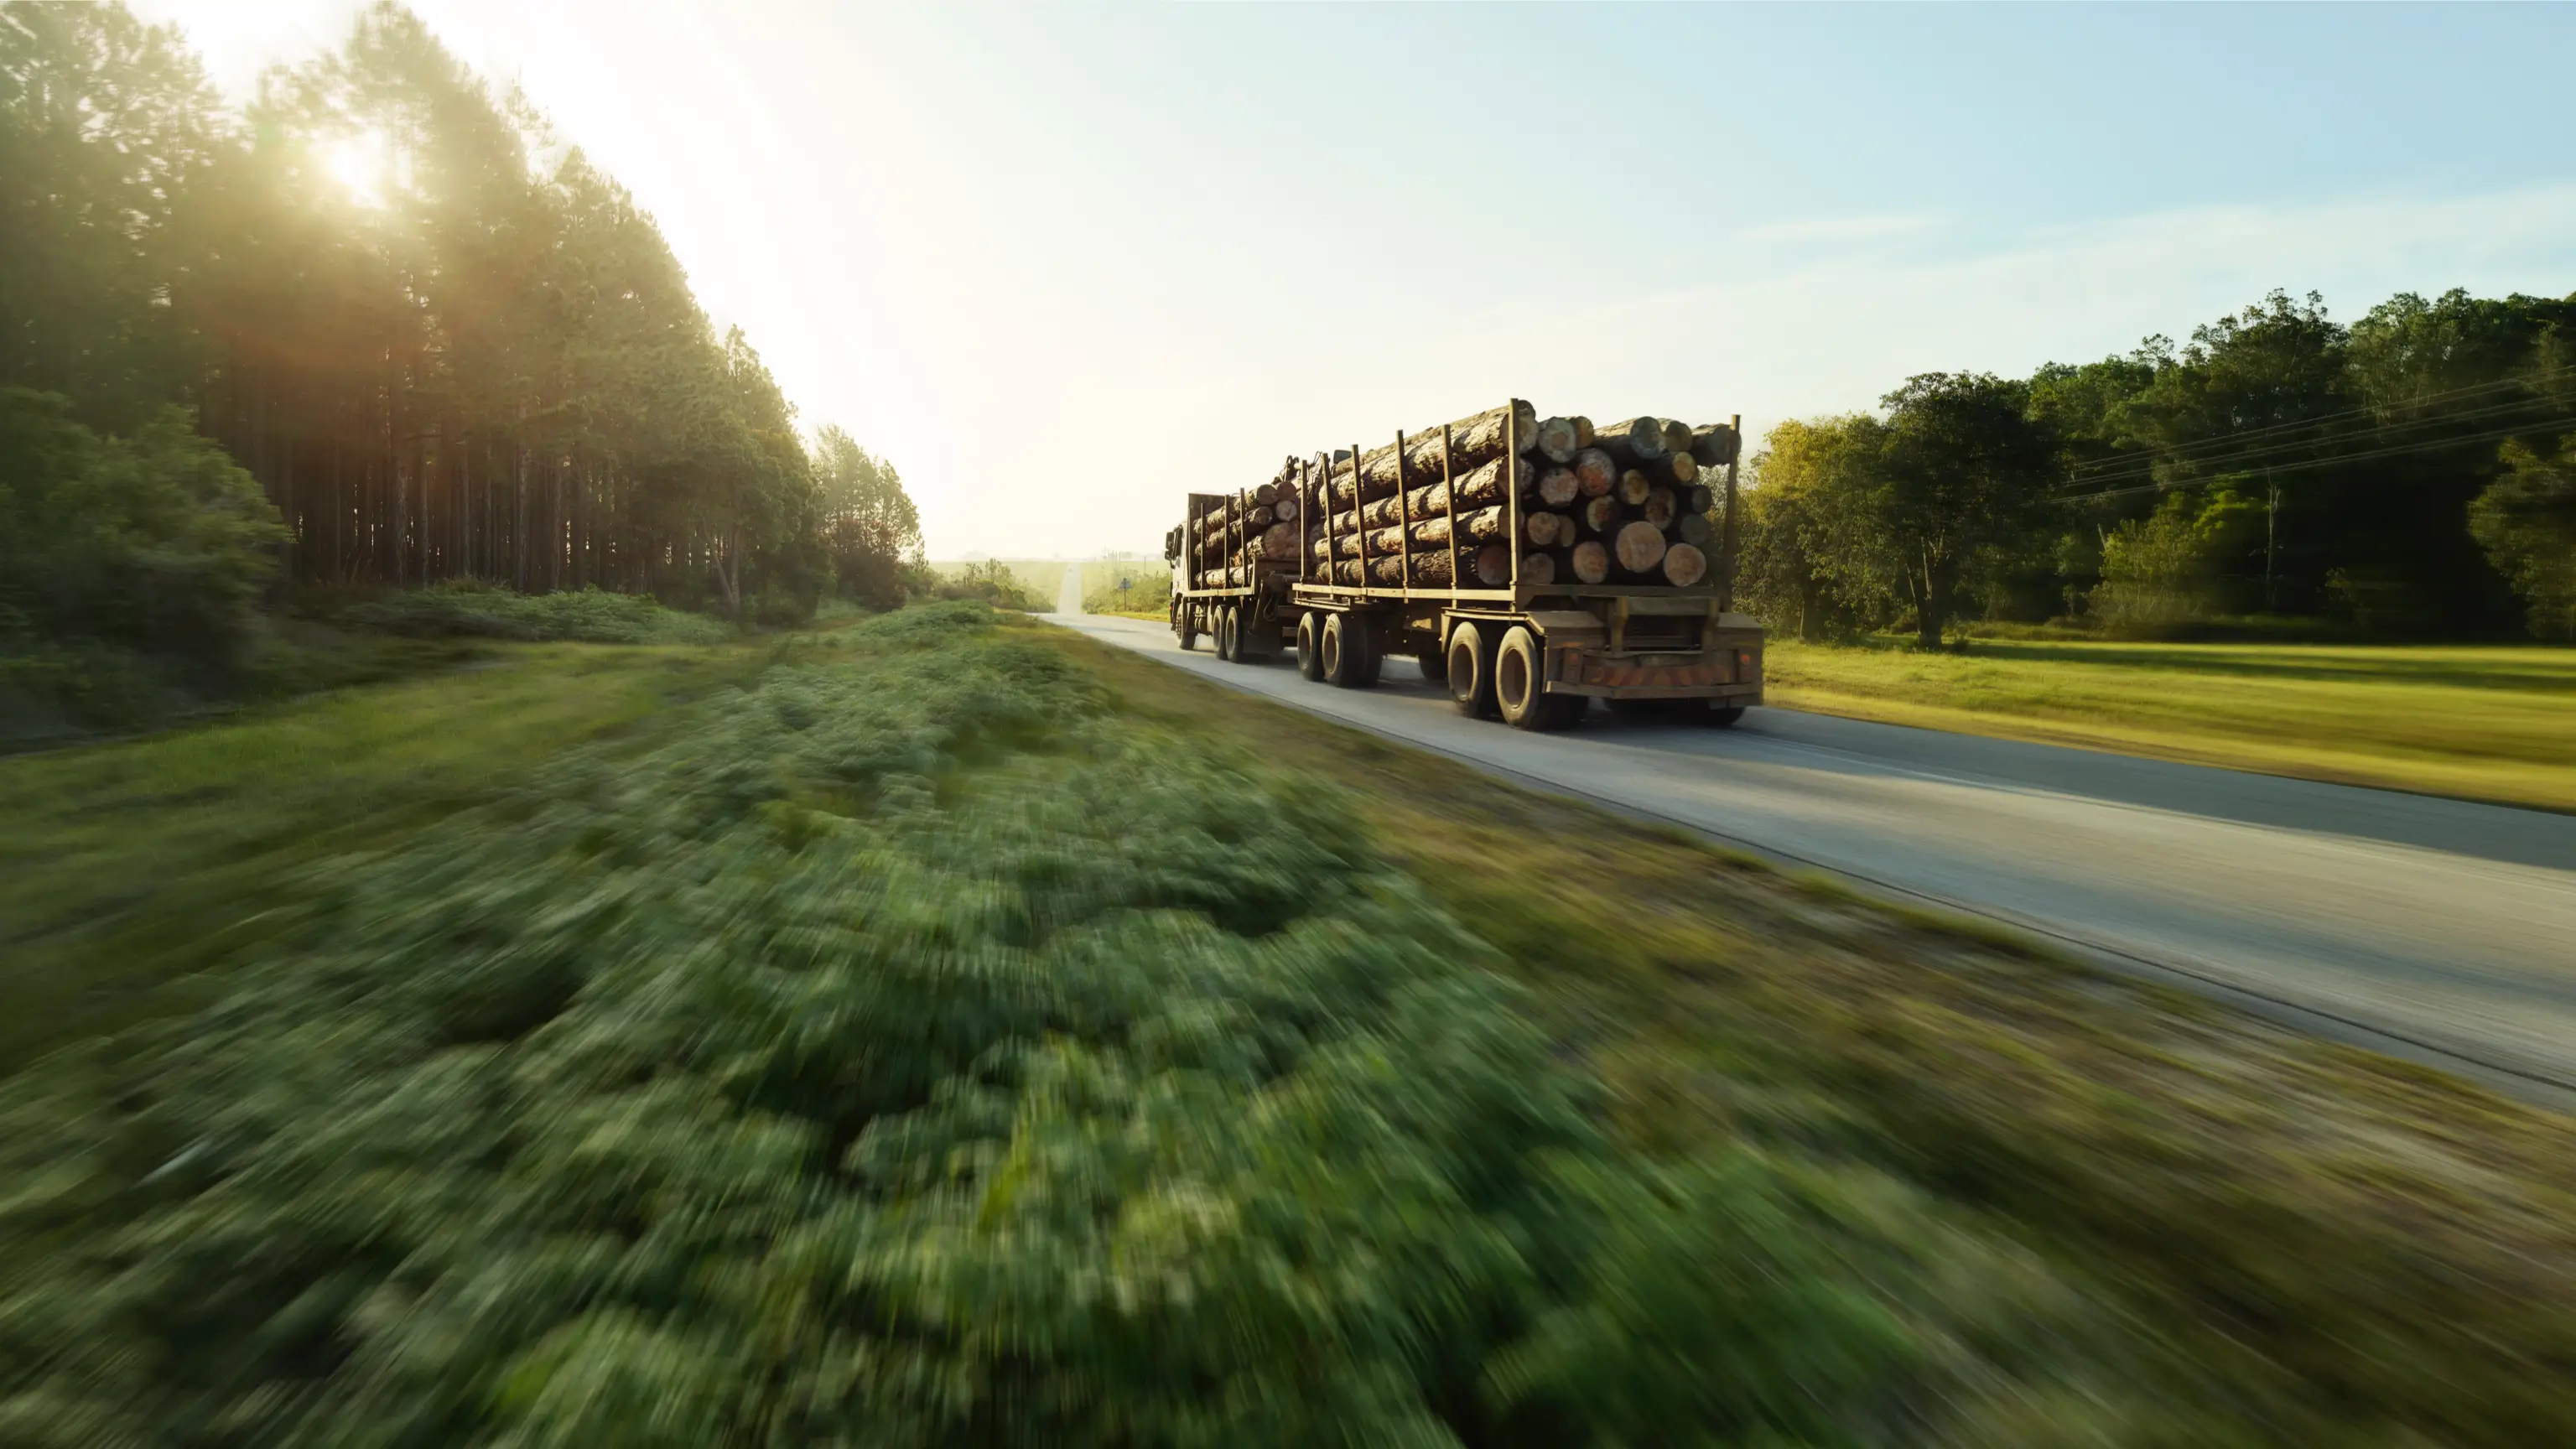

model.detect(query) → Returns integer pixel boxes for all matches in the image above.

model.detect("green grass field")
[7,609,2575,1441]
[1764,636,2576,812]
[0,641,766,1068]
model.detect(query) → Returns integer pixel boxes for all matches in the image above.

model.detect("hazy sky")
[136,1,2576,559]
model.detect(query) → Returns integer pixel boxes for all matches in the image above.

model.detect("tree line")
[1738,288,2576,646]
[1,0,927,642]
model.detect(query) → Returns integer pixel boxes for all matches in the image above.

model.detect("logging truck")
[1164,399,1763,730]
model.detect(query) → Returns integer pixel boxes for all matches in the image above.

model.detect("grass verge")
[0,638,771,1069]
[1058,624,2576,1443]
[1763,635,2576,811]
[4,607,2571,1443]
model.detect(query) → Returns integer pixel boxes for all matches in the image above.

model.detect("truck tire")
[1445,621,1498,718]
[1321,611,1372,689]
[1176,603,1199,652]
[1296,613,1324,682]
[1496,626,1583,730]
[1215,605,1239,662]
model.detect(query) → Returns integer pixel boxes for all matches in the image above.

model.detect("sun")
[322,131,387,207]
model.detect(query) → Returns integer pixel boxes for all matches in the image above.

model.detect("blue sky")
[139,2,2576,557]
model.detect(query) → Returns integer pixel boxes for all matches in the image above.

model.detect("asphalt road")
[1049,606,2576,1104]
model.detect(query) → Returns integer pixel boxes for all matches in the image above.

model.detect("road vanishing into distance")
[1049,605,2576,1105]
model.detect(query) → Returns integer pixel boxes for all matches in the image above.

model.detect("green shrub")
[0,626,2001,1446]
[0,389,287,730]
[336,580,735,645]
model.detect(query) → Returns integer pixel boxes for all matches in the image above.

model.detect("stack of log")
[1184,455,1307,587]
[1303,402,1738,589]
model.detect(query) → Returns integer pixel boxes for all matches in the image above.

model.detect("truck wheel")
[1705,705,1746,728]
[1214,605,1237,661]
[1445,621,1498,718]
[1296,614,1324,681]
[1496,626,1581,730]
[1176,604,1199,652]
[1322,612,1372,688]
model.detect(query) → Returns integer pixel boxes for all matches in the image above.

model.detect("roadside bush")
[2088,499,2222,636]
[915,558,1048,612]
[2470,438,2576,641]
[0,389,286,730]
[0,609,2011,1446]
[336,579,735,645]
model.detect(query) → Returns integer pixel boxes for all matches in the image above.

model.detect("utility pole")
[2264,471,2280,614]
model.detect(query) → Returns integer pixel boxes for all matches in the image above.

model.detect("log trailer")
[1163,399,1763,730]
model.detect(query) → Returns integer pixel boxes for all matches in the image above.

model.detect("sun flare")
[321,132,386,206]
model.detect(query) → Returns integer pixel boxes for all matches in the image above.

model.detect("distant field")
[1764,636,2576,812]
[926,558,1168,615]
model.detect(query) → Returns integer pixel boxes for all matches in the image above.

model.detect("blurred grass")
[1765,636,2576,811]
[8,609,2576,1439]
[0,640,771,1070]
[1058,626,2576,1442]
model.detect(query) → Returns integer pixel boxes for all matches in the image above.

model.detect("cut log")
[1571,539,1609,584]
[1276,496,1301,523]
[1618,469,1654,506]
[1581,495,1619,534]
[1649,451,1698,486]
[1573,448,1618,496]
[1526,511,1570,548]
[1520,550,1557,586]
[1317,505,1512,558]
[1534,416,1580,464]
[1533,465,1581,507]
[1347,458,1511,531]
[1571,416,1596,449]
[1689,423,1738,469]
[1255,481,1280,507]
[1615,520,1668,574]
[1662,543,1708,588]
[1685,484,1712,515]
[1592,417,1669,461]
[1675,512,1711,547]
[1338,401,1541,503]
[1475,543,1512,587]
[1659,418,1693,458]
[1643,487,1677,529]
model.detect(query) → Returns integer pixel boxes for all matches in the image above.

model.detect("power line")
[2063,361,2576,480]
[2050,393,2576,496]
[2049,415,2576,506]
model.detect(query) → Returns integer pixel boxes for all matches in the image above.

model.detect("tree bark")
[1340,458,1514,532]
[1337,401,1539,503]
[1689,423,1739,469]
[1591,417,1669,462]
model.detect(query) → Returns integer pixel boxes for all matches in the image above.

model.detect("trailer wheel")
[1444,621,1498,718]
[1495,626,1582,730]
[1176,604,1199,652]
[1321,612,1373,688]
[1296,614,1324,682]
[1219,605,1244,662]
